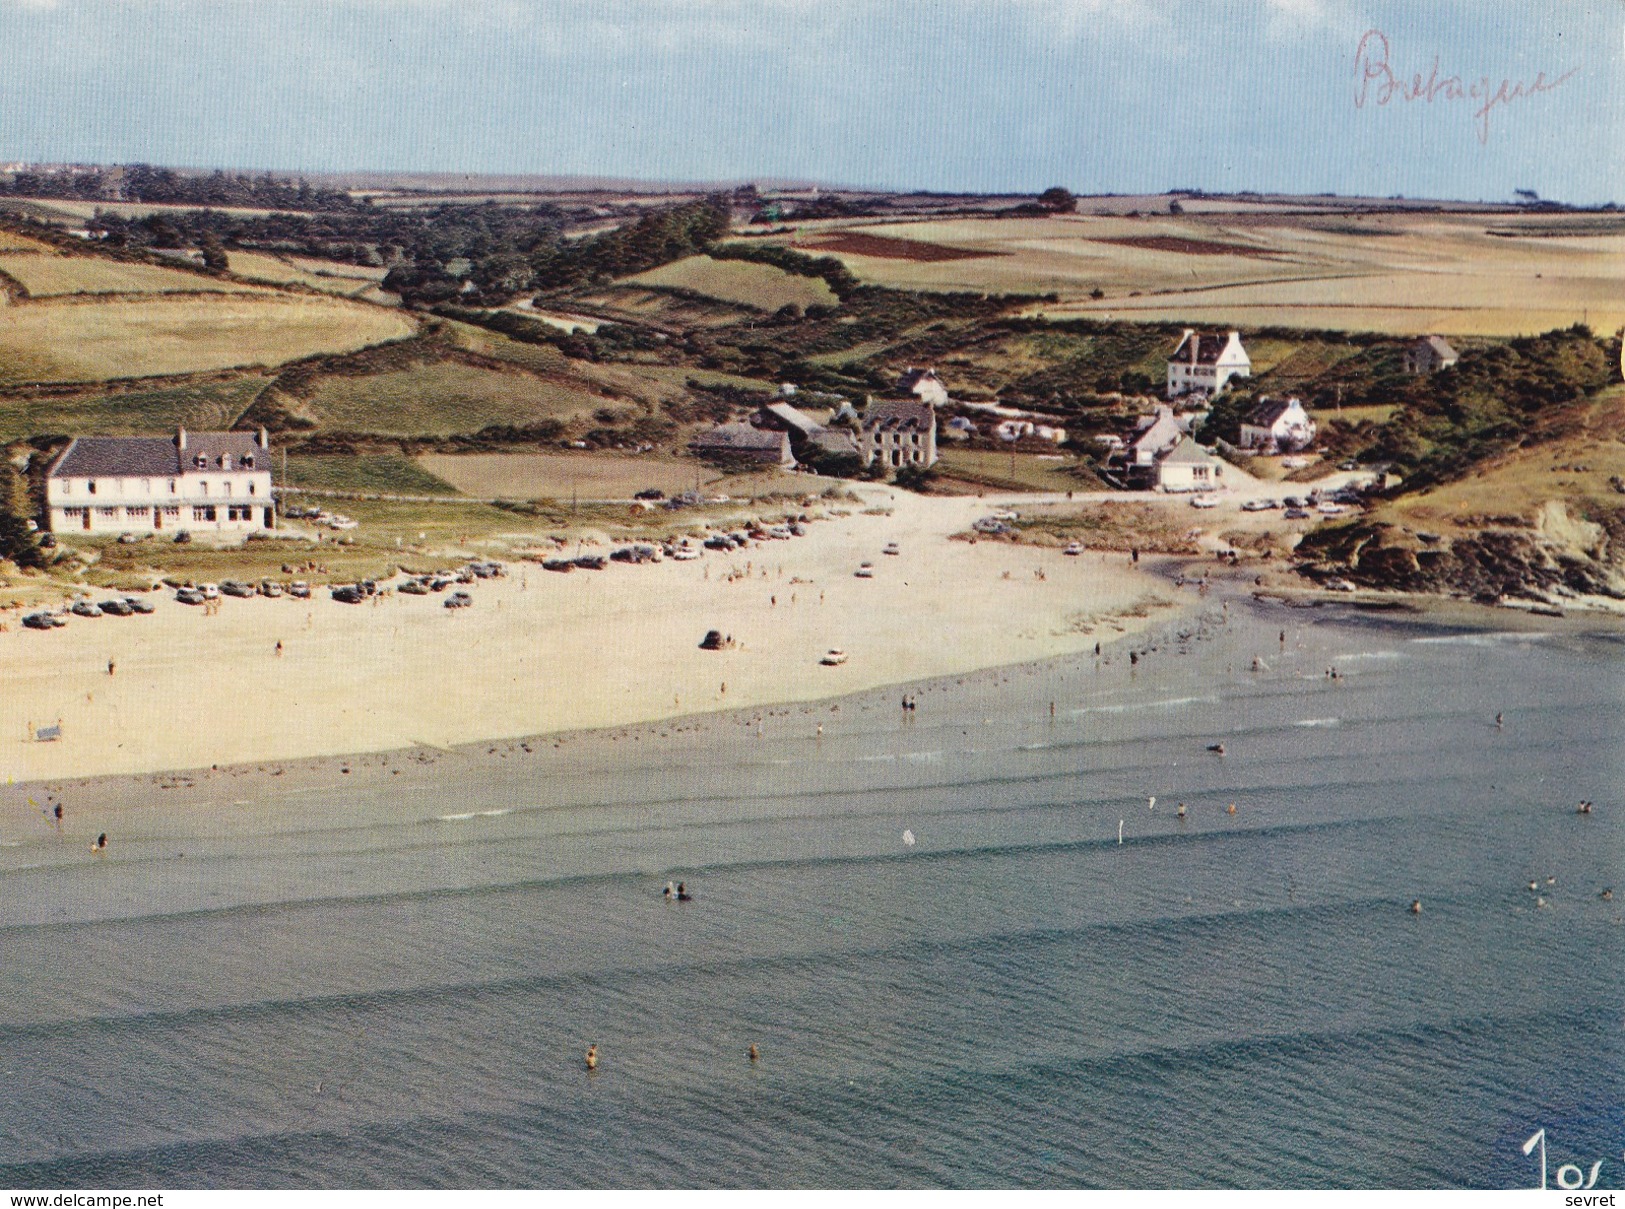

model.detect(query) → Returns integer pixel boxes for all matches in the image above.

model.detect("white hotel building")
[46,428,275,535]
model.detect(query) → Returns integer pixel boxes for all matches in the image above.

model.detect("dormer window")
[193,454,206,469]
[242,454,255,468]
[221,455,232,471]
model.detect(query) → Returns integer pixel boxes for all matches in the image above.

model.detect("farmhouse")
[1153,436,1227,493]
[1239,396,1317,453]
[689,424,795,467]
[1402,335,1459,375]
[1166,329,1250,398]
[46,428,274,535]
[896,367,950,407]
[861,398,938,470]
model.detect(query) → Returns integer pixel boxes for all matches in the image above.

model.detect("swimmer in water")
[676,882,692,902]
[664,881,675,900]
[1176,802,1187,819]
[1495,712,1503,729]
[749,1044,760,1063]
[1409,900,1422,915]
[585,1045,598,1071]
[1226,803,1237,816]
[1602,888,1614,902]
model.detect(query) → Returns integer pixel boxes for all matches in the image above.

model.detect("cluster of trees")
[385,197,729,306]
[0,164,361,211]
[0,452,44,569]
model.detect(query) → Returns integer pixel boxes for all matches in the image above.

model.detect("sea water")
[0,600,1620,1188]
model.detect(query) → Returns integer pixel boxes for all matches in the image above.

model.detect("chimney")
[176,427,187,451]
[258,426,269,450]
[1180,329,1195,363]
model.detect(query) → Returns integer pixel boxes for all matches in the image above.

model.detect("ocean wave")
[1410,631,1554,647]
[1070,695,1216,717]
[1294,718,1342,728]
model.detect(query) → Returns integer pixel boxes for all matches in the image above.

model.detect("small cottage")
[1153,436,1226,493]
[1239,397,1316,453]
[1402,336,1459,375]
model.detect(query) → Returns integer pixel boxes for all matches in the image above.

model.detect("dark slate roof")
[1171,330,1241,365]
[1243,397,1301,427]
[50,437,178,479]
[689,424,788,452]
[1414,335,1458,359]
[862,398,935,433]
[50,431,267,479]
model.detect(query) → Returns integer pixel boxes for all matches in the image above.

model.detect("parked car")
[445,591,473,609]
[1241,498,1278,512]
[331,585,365,604]
[258,580,284,598]
[633,488,666,500]
[1282,496,1306,508]
[70,600,102,618]
[122,596,156,615]
[1317,502,1347,516]
[574,555,607,571]
[1283,507,1311,520]
[670,544,701,561]
[220,580,255,598]
[200,583,221,600]
[176,588,206,605]
[1064,542,1084,556]
[173,531,192,544]
[288,581,311,599]
[22,612,64,630]
[399,578,430,595]
[703,535,732,550]
[542,558,575,573]
[38,533,56,549]
[98,598,134,616]
[821,648,849,666]
[1190,494,1220,509]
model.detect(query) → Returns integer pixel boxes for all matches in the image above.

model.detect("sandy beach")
[0,486,1180,784]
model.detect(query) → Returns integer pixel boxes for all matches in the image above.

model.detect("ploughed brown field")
[797,232,1001,262]
[1087,235,1278,259]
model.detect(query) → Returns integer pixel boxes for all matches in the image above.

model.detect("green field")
[228,251,383,296]
[0,295,417,385]
[0,253,264,297]
[281,454,461,496]
[623,255,837,312]
[935,448,1103,492]
[301,360,612,435]
[0,376,270,442]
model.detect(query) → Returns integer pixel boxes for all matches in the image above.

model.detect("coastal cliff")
[1294,500,1625,607]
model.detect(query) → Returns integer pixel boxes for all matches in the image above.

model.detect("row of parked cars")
[1239,486,1365,520]
[22,594,158,629]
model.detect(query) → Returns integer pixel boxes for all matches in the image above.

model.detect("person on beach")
[1495,712,1503,729]
[92,833,107,854]
[54,804,62,830]
[107,659,115,677]
[276,641,283,657]
[676,882,692,902]
[664,881,675,900]
[585,1045,598,1071]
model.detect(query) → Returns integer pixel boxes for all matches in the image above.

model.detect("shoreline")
[0,487,1182,786]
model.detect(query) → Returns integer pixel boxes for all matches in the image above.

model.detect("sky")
[0,0,1620,203]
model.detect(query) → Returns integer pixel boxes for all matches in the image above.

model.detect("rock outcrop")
[1294,502,1625,605]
